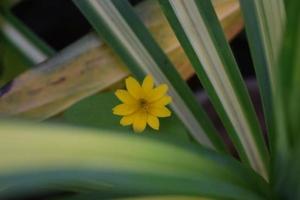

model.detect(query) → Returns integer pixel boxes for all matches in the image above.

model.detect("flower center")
[139,99,148,110]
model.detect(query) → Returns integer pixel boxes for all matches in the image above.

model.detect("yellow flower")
[113,75,172,132]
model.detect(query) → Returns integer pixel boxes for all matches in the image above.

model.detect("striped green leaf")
[0,121,271,200]
[239,0,286,153]
[158,0,269,178]
[0,10,54,65]
[72,0,226,152]
[0,0,243,120]
[240,0,285,90]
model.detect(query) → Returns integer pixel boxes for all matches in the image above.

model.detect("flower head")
[113,75,172,132]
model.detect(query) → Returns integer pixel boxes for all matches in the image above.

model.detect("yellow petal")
[113,104,138,116]
[150,95,172,107]
[133,111,147,133]
[147,115,159,130]
[148,106,171,117]
[148,84,168,102]
[120,114,136,126]
[125,77,142,99]
[115,89,137,104]
[142,75,154,93]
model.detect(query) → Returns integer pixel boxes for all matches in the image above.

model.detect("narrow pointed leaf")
[73,0,227,152]
[0,10,54,65]
[239,0,286,153]
[159,0,269,178]
[0,0,242,121]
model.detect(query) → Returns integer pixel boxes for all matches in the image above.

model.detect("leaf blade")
[73,0,227,151]
[159,0,269,178]
[0,121,270,200]
[238,0,286,153]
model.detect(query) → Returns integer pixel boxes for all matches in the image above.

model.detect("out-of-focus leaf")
[116,196,208,200]
[0,0,243,120]
[0,10,54,66]
[0,0,20,8]
[56,194,209,200]
[273,146,300,200]
[0,40,29,86]
[0,10,54,85]
[272,0,300,197]
[274,0,300,156]
[0,121,270,200]
[0,33,129,120]
[215,0,243,39]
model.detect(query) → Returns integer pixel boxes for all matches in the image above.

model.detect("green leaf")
[282,1,300,149]
[274,146,300,200]
[239,0,285,90]
[63,92,190,142]
[0,0,243,121]
[0,121,270,200]
[0,10,54,65]
[273,0,300,165]
[0,9,55,86]
[72,0,227,152]
[115,196,207,200]
[272,0,300,198]
[56,194,209,200]
[158,0,269,178]
[0,39,29,86]
[238,0,285,154]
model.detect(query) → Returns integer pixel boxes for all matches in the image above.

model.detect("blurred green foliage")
[0,38,31,86]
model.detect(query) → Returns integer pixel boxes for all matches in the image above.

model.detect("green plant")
[0,0,299,199]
